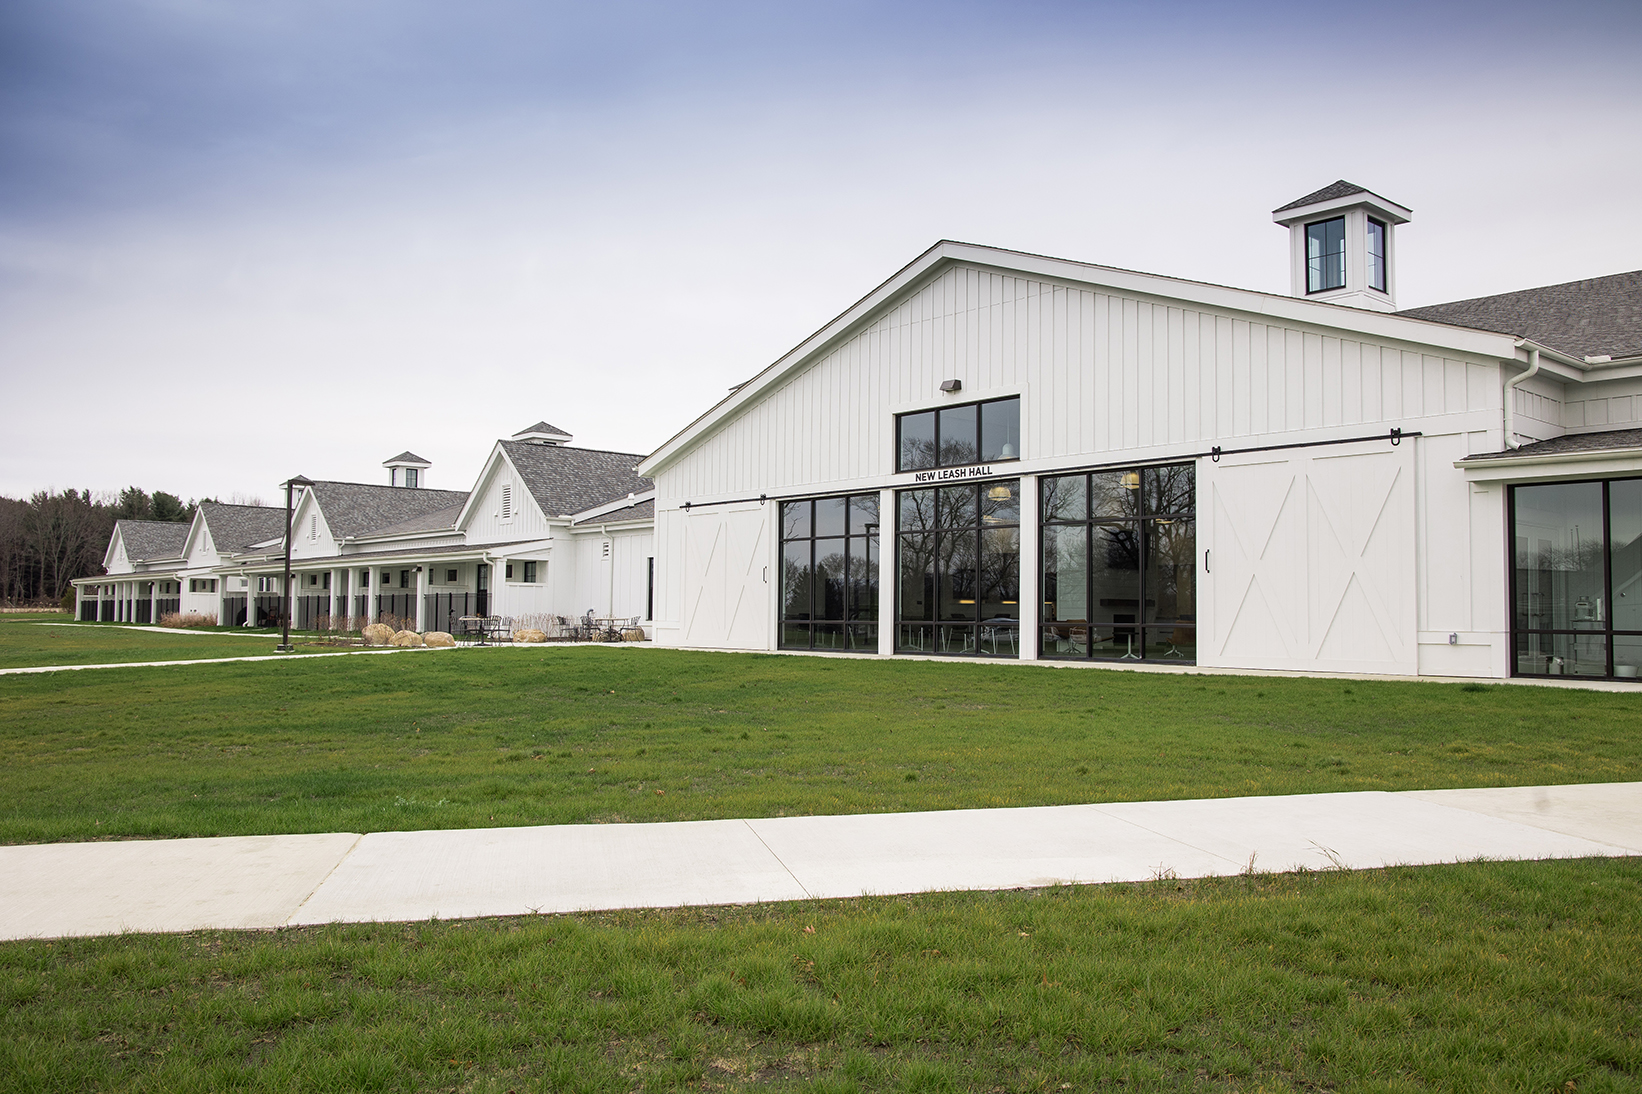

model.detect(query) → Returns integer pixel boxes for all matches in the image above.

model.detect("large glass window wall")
[780,494,880,652]
[1511,477,1641,680]
[896,480,1020,656]
[1040,463,1196,662]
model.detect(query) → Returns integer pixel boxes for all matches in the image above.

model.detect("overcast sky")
[3,0,1640,504]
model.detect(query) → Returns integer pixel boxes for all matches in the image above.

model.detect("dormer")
[383,450,431,488]
[1273,181,1411,312]
[512,421,573,446]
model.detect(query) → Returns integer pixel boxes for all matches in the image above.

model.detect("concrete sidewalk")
[3,783,1637,941]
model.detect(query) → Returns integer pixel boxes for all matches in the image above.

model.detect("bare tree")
[25,490,107,601]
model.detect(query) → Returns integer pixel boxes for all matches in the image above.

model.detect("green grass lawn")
[0,615,349,669]
[3,858,1638,1092]
[1,644,1637,843]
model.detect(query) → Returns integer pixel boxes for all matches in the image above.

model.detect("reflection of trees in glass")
[1099,525,1139,570]
[847,547,879,619]
[817,545,846,618]
[1042,476,1086,522]
[1145,464,1196,515]
[980,528,1020,615]
[1146,520,1196,620]
[783,554,809,619]
[898,533,934,620]
[1090,473,1139,520]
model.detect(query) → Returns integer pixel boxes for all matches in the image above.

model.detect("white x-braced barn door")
[1199,441,1417,675]
[680,503,772,650]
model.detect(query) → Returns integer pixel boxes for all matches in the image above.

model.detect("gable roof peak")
[382,450,430,467]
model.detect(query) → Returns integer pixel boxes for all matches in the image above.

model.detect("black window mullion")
[1084,474,1095,659]
[1604,480,1614,676]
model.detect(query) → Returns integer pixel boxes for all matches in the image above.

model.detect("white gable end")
[461,450,553,545]
[655,262,1506,504]
[287,493,338,559]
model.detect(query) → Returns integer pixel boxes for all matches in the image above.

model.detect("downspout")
[602,525,614,618]
[1503,342,1541,449]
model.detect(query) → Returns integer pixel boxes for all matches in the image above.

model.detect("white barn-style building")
[75,423,658,635]
[638,183,1642,682]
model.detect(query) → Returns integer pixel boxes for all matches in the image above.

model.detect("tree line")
[0,487,214,605]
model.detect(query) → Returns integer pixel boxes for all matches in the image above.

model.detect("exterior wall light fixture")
[939,379,962,393]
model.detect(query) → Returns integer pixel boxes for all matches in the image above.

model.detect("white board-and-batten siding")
[464,455,553,545]
[656,263,1506,502]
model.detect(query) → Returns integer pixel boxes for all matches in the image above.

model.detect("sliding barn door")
[680,502,773,650]
[1199,441,1417,675]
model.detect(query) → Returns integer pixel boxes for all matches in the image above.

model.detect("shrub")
[158,612,218,629]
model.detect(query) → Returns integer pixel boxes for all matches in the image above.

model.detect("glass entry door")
[896,480,1020,657]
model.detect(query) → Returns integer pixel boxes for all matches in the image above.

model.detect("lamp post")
[277,475,313,652]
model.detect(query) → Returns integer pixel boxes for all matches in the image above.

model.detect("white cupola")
[512,421,573,446]
[382,450,431,488]
[1273,181,1411,312]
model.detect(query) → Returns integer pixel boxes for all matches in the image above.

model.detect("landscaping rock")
[362,623,395,646]
[513,628,547,643]
[390,630,424,647]
[423,631,456,648]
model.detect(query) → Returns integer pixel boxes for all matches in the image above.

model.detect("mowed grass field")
[3,624,1640,1090]
[0,615,325,670]
[3,860,1639,1092]
[0,624,1638,842]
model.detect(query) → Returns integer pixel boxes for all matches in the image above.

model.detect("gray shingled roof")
[116,520,189,561]
[383,450,430,465]
[573,498,655,525]
[1398,270,1642,361]
[1462,427,1642,462]
[197,502,287,554]
[307,481,471,540]
[499,441,652,518]
[361,503,465,538]
[515,421,570,437]
[1273,180,1373,214]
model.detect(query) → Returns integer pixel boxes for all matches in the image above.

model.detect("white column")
[878,488,895,656]
[149,581,159,626]
[1017,474,1039,661]
[414,565,427,631]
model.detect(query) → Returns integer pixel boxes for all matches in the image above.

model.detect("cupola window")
[1367,217,1388,292]
[1305,217,1346,293]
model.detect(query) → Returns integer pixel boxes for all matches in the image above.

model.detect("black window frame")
[896,395,1021,473]
[779,492,881,653]
[1039,462,1196,663]
[1305,216,1347,294]
[1508,475,1642,682]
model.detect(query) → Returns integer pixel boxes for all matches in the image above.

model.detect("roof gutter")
[1504,341,1542,449]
